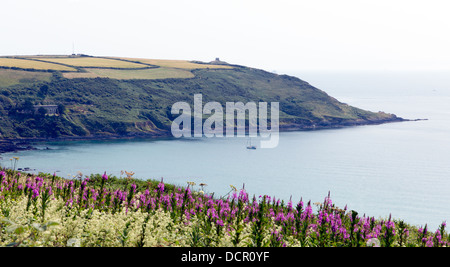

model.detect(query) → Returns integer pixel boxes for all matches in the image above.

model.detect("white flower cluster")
[0,195,282,247]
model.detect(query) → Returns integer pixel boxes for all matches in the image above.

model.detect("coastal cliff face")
[0,56,404,148]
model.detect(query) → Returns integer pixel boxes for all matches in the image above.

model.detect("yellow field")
[0,58,77,71]
[62,67,195,80]
[0,55,233,81]
[35,57,149,69]
[118,58,234,70]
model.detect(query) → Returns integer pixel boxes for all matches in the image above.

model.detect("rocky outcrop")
[0,140,34,153]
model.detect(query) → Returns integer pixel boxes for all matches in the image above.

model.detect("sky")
[2,0,450,72]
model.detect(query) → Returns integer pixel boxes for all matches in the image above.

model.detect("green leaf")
[32,223,46,232]
[5,242,19,247]
[46,221,59,228]
[6,224,25,235]
[1,218,16,225]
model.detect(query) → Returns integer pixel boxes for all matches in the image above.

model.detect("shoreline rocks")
[0,140,36,153]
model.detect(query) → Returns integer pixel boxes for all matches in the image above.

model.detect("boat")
[246,138,257,150]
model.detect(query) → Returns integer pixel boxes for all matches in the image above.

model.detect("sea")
[2,70,450,229]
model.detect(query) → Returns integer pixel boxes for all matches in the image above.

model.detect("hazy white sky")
[2,0,450,71]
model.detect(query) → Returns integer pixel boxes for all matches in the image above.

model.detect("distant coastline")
[0,55,412,148]
[0,115,417,154]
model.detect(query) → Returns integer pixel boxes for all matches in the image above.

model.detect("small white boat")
[246,138,257,149]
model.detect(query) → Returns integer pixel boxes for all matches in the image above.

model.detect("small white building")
[33,105,58,115]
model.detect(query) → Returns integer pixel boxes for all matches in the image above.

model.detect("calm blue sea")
[3,70,450,229]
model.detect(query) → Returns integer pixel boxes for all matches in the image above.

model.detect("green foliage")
[0,62,401,140]
[87,173,177,193]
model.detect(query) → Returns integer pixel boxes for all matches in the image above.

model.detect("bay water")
[3,70,450,229]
